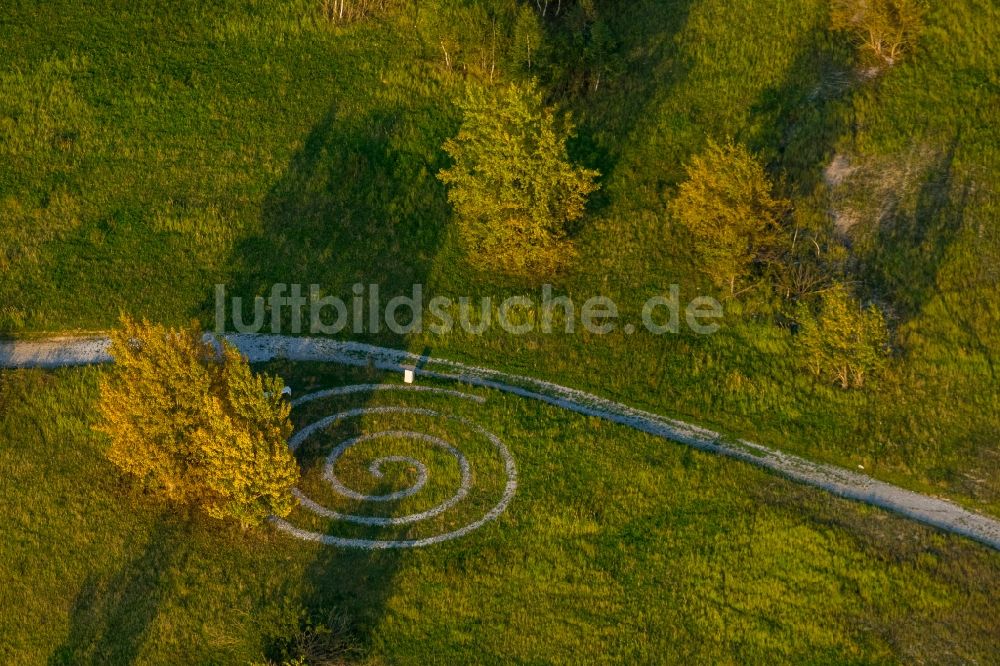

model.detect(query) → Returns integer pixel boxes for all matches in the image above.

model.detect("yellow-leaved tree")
[830,0,926,67]
[796,284,891,389]
[670,140,790,297]
[95,317,298,527]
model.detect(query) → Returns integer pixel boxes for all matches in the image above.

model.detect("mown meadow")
[2,0,997,513]
[2,364,1000,663]
[1,0,999,661]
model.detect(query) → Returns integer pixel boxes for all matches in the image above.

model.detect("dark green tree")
[438,80,600,277]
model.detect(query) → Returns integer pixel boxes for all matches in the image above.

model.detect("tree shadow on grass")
[266,529,407,663]
[746,29,857,195]
[260,518,408,664]
[48,515,185,665]
[220,84,462,656]
[537,0,697,200]
[215,98,456,348]
[852,137,972,321]
[747,33,974,328]
[259,371,411,663]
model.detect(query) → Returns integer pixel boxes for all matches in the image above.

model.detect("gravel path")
[3,333,999,551]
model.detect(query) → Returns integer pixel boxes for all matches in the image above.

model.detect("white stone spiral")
[271,385,517,549]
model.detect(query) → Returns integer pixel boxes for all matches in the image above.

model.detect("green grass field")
[2,364,999,663]
[2,0,997,514]
[2,0,999,661]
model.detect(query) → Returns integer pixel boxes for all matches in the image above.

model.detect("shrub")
[259,610,358,666]
[830,0,926,66]
[95,317,299,527]
[796,283,890,389]
[438,80,600,278]
[670,140,790,297]
[536,0,623,96]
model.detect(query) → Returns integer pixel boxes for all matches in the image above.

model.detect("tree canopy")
[670,140,790,296]
[831,0,926,66]
[438,80,600,277]
[95,317,299,527]
[796,284,890,389]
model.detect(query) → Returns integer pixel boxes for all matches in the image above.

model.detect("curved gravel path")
[3,333,999,551]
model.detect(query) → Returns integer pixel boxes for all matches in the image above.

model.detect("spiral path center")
[272,385,517,549]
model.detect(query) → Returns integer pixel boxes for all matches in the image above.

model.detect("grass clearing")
[2,0,999,660]
[1,364,999,663]
[2,0,996,515]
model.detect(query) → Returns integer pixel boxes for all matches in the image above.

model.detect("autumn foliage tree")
[830,0,926,66]
[670,140,790,297]
[796,284,890,389]
[438,80,600,277]
[95,317,299,527]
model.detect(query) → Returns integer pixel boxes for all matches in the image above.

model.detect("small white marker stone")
[403,366,415,384]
